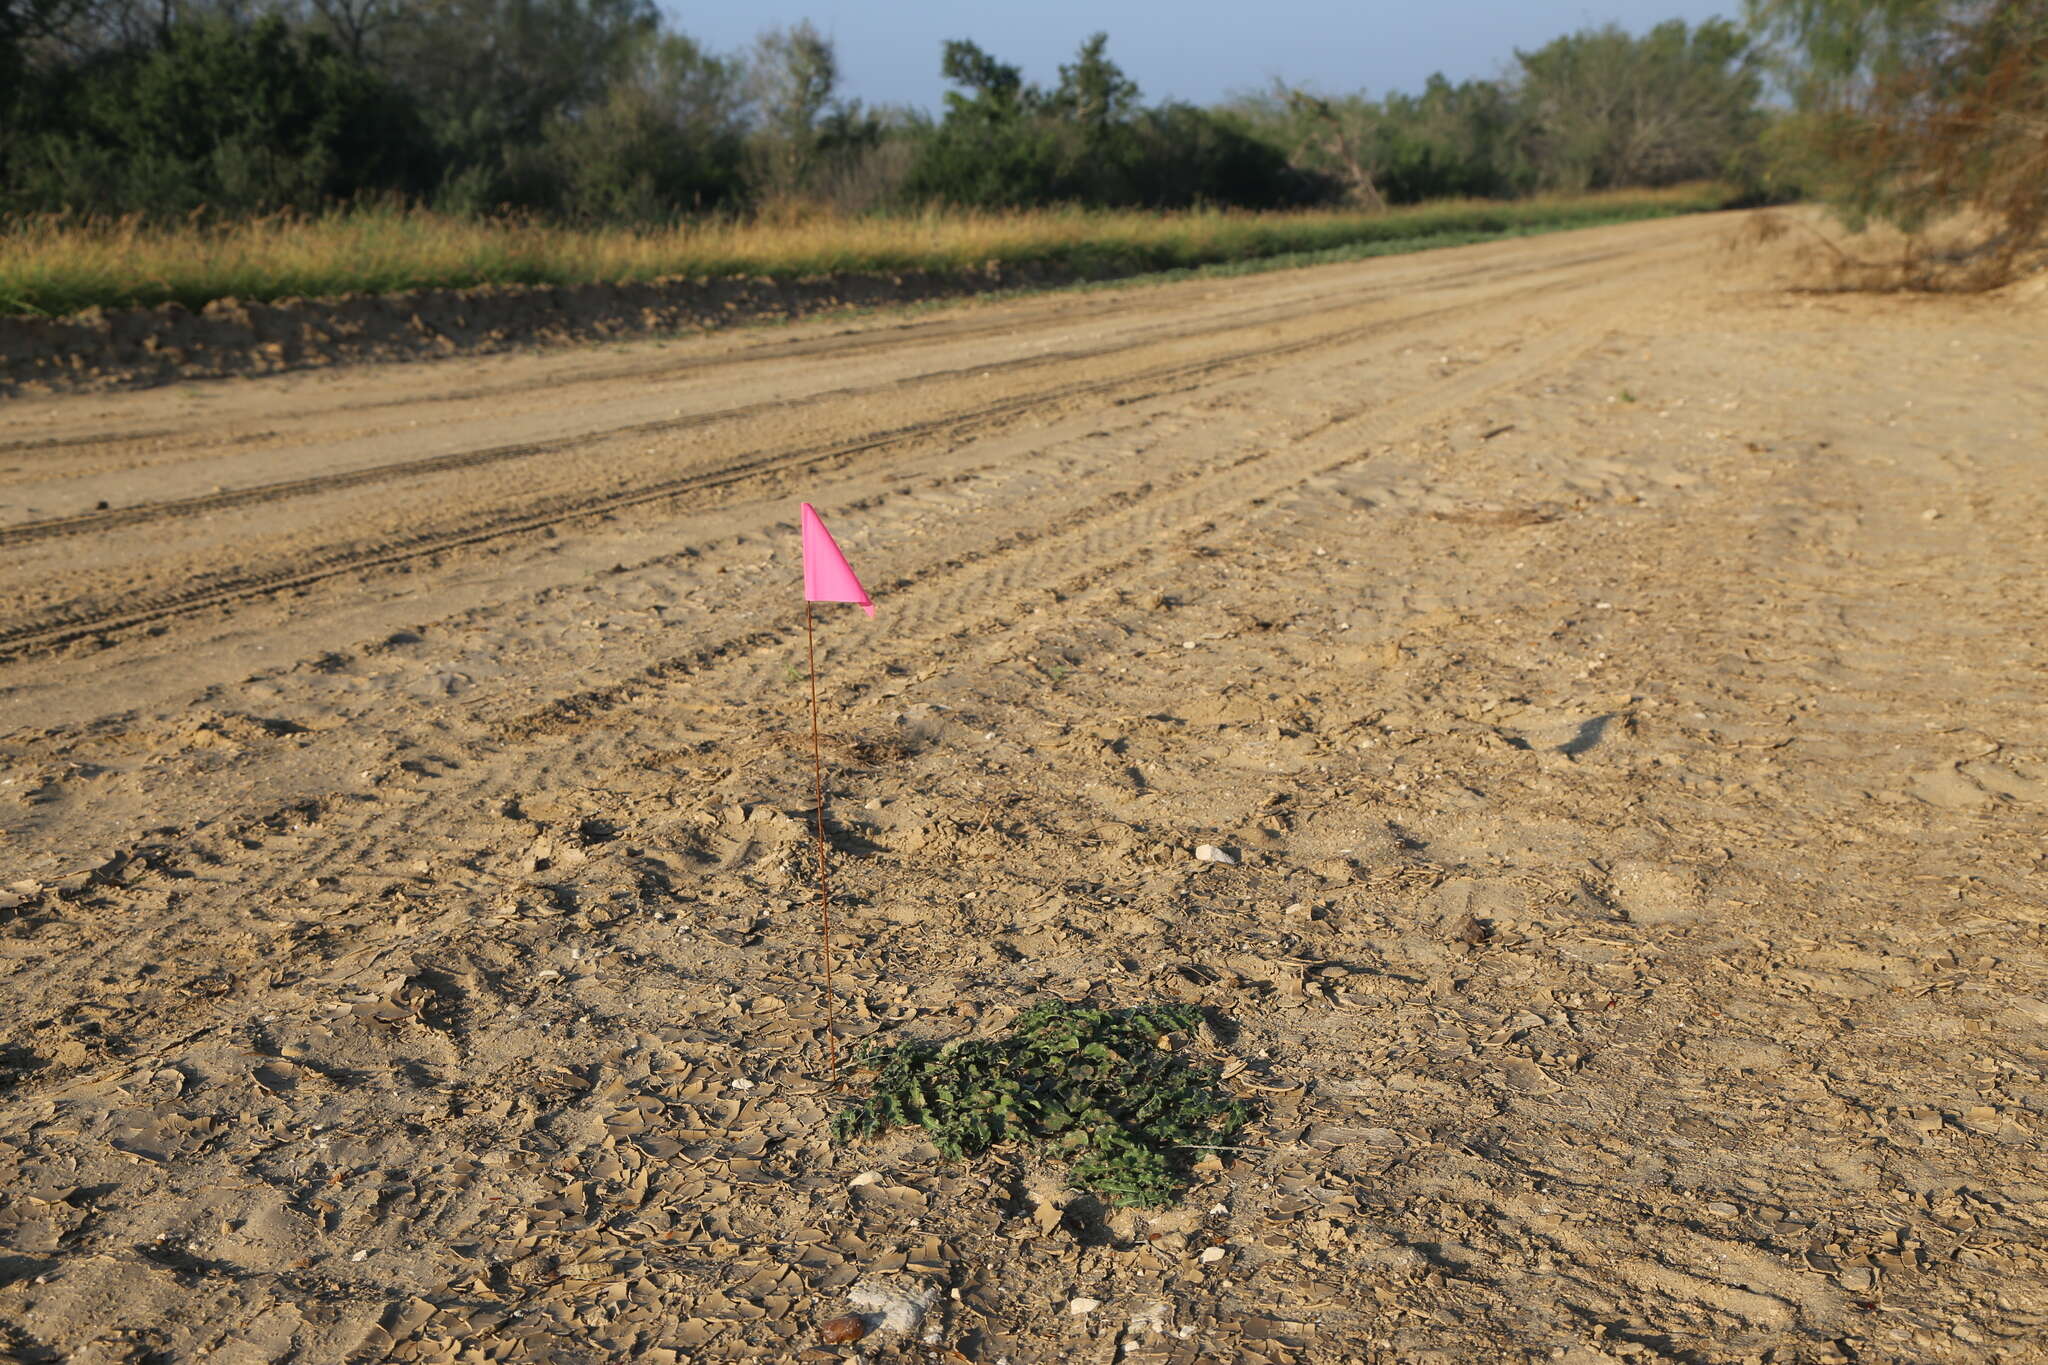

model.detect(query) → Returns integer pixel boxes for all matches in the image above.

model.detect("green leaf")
[829,1000,1250,1207]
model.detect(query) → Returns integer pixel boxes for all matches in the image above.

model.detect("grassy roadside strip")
[0,185,1734,319]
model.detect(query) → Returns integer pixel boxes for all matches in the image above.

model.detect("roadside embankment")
[0,260,1088,394]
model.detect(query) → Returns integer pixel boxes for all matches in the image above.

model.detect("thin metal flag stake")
[797,502,873,1087]
[803,599,840,1083]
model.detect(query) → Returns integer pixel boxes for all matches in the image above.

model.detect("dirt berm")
[0,257,1109,394]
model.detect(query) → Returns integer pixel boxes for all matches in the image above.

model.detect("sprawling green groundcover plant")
[832,1000,1251,1208]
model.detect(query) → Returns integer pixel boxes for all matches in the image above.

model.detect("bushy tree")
[1042,32,1144,203]
[1,0,89,80]
[740,21,910,211]
[298,0,403,60]
[746,20,838,197]
[1746,0,2048,277]
[938,37,1032,117]
[1,1,84,172]
[1513,19,1764,191]
[6,12,426,214]
[902,39,1060,207]
[905,33,1301,210]
[305,0,656,211]
[1375,75,1527,201]
[537,30,746,219]
[1123,102,1307,208]
[1050,31,1139,135]
[1226,77,1523,207]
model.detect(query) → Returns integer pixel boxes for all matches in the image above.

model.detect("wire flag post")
[798,503,874,1083]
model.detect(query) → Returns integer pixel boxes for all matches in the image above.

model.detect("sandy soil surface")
[1,212,2045,1364]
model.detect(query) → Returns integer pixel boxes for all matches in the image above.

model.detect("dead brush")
[1728,207,2048,294]
[1756,5,2048,293]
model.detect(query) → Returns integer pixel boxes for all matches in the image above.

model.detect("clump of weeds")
[832,1000,1249,1207]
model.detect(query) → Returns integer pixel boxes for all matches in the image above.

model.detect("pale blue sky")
[665,1,1745,113]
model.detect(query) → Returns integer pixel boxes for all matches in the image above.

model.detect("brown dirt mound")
[0,259,1103,396]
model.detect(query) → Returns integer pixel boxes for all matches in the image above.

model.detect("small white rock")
[1194,845,1237,865]
[1068,1297,1103,1316]
[848,1279,939,1334]
[848,1170,884,1188]
[1127,1299,1174,1337]
[1199,1246,1226,1263]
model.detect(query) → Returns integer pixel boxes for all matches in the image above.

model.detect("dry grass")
[0,186,1730,318]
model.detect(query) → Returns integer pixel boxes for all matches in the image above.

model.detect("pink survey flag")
[800,503,874,617]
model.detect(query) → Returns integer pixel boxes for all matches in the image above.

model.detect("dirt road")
[2,213,2045,1363]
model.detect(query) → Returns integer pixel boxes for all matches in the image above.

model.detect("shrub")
[6,15,428,217]
[1514,20,1766,192]
[832,1000,1249,1208]
[1747,0,2048,283]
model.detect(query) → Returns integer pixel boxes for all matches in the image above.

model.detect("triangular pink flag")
[801,503,874,617]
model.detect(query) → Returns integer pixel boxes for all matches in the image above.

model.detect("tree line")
[0,0,1772,219]
[1,0,2041,266]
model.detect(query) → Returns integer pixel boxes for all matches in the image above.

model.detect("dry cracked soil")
[0,212,2045,1364]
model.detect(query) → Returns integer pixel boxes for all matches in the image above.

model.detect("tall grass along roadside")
[0,185,1727,320]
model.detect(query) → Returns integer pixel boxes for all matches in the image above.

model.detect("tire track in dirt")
[0,223,1697,1102]
[496,300,1613,746]
[0,267,1375,484]
[0,263,1632,660]
[0,346,1338,655]
[0,240,1641,482]
[0,307,1365,547]
[302,300,1629,874]
[0,246,1639,545]
[1,276,1628,1091]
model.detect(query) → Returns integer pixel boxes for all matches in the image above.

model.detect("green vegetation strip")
[0,185,1729,319]
[832,1000,1250,1208]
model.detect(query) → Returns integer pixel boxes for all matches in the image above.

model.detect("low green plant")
[831,999,1249,1207]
